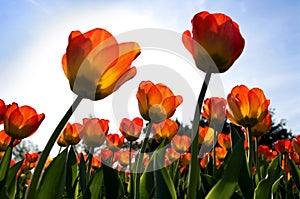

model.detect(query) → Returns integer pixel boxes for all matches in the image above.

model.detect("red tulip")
[202,97,227,125]
[182,11,245,73]
[151,119,178,143]
[274,139,292,154]
[119,117,143,141]
[106,134,124,152]
[0,99,7,124]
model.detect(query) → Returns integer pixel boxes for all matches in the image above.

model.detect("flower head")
[218,132,231,149]
[0,99,7,124]
[119,117,143,141]
[251,112,272,137]
[62,28,141,100]
[4,103,45,139]
[274,139,292,154]
[106,133,124,152]
[57,122,82,146]
[182,11,245,73]
[171,135,191,154]
[151,119,178,143]
[226,85,270,127]
[136,81,182,123]
[202,97,227,126]
[80,118,109,148]
[292,135,300,155]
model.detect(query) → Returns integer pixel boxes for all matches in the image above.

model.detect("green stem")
[187,71,212,199]
[254,137,261,180]
[134,122,152,199]
[247,127,253,178]
[129,141,134,199]
[25,96,82,199]
[212,128,216,177]
[87,152,93,182]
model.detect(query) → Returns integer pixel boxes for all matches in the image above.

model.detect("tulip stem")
[254,137,261,180]
[247,127,254,177]
[25,96,83,199]
[212,128,217,177]
[129,141,134,199]
[134,122,152,199]
[187,70,212,199]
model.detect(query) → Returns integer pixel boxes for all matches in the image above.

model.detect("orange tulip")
[198,126,214,145]
[58,122,82,146]
[258,145,271,158]
[117,150,133,166]
[218,132,231,149]
[274,139,292,154]
[100,149,114,162]
[80,118,109,148]
[62,28,140,100]
[227,85,270,127]
[119,117,143,141]
[165,148,181,162]
[171,135,191,154]
[106,133,124,152]
[289,151,300,165]
[214,146,227,160]
[251,112,272,137]
[4,103,45,139]
[182,11,245,73]
[202,97,227,125]
[57,133,68,147]
[0,130,12,151]
[91,156,102,171]
[180,152,191,166]
[136,81,183,123]
[200,153,210,168]
[0,99,7,124]
[25,152,40,163]
[151,119,178,143]
[292,135,300,155]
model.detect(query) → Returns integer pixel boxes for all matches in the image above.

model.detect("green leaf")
[206,139,244,199]
[79,152,87,192]
[288,158,300,191]
[0,160,23,199]
[0,145,12,186]
[84,168,104,199]
[271,175,283,197]
[200,174,218,195]
[102,163,125,199]
[254,156,282,199]
[66,147,79,199]
[35,148,67,199]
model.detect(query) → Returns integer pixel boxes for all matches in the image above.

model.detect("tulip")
[106,133,124,152]
[227,85,270,128]
[25,152,40,163]
[292,135,300,155]
[165,148,181,162]
[80,118,109,149]
[182,11,245,73]
[180,153,191,166]
[0,130,12,151]
[62,28,140,100]
[202,97,227,125]
[274,139,292,154]
[0,99,7,124]
[218,132,231,149]
[136,81,182,123]
[119,117,143,141]
[57,122,82,146]
[151,119,178,143]
[171,135,191,154]
[251,112,272,137]
[4,103,45,139]
[198,126,214,145]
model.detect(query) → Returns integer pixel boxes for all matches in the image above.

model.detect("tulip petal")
[147,85,163,107]
[248,90,261,119]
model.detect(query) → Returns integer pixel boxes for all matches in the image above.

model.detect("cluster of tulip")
[0,10,299,199]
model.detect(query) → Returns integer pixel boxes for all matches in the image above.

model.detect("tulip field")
[1,11,300,199]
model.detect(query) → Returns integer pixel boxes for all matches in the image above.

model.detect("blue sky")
[1,0,300,151]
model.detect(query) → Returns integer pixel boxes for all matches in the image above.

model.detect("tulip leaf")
[200,174,218,195]
[0,145,12,187]
[35,148,67,199]
[271,175,283,196]
[288,158,300,191]
[0,160,23,199]
[66,147,79,199]
[102,163,125,199]
[83,168,104,199]
[140,139,166,199]
[254,156,282,199]
[206,139,244,199]
[79,153,87,192]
